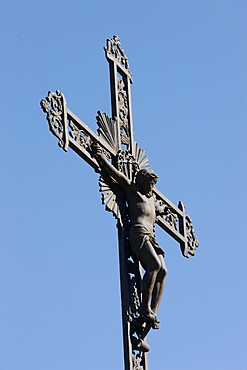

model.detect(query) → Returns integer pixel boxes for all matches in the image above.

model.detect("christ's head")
[135,168,158,196]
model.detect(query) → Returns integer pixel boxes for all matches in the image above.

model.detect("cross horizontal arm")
[154,187,185,241]
[40,90,199,258]
[154,188,199,257]
[40,90,118,172]
[67,108,118,168]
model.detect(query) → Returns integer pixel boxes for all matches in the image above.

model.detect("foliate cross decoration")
[40,35,199,370]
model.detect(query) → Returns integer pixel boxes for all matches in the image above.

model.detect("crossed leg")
[139,240,167,320]
[151,255,167,315]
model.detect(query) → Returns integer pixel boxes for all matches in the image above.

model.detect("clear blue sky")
[1,1,246,369]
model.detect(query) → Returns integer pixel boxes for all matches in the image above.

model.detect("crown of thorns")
[135,168,158,184]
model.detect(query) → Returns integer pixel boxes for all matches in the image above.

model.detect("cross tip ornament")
[40,89,69,152]
[104,35,133,82]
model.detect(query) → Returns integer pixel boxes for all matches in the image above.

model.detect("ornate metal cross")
[40,35,199,370]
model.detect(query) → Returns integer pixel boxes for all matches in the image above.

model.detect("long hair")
[135,168,158,184]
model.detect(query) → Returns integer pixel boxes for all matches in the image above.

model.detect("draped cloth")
[129,224,165,259]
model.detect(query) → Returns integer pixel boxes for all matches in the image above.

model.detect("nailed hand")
[91,142,102,157]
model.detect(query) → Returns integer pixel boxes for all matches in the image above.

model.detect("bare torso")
[125,184,156,234]
[91,143,167,323]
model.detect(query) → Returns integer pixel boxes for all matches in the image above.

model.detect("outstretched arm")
[92,143,131,190]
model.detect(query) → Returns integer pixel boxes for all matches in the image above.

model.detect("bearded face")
[136,170,158,197]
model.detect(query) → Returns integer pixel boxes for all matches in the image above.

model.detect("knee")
[159,264,168,279]
[150,258,162,273]
[151,259,168,276]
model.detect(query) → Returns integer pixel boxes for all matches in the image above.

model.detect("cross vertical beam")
[105,35,134,155]
[104,36,150,369]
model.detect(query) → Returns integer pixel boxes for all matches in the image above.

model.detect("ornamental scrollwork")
[185,215,199,256]
[69,121,92,149]
[120,132,130,145]
[156,198,179,232]
[105,35,130,72]
[128,271,141,317]
[131,278,141,315]
[40,90,68,151]
[117,77,131,146]
[115,149,140,181]
[118,79,129,129]
[165,208,179,231]
[132,354,144,370]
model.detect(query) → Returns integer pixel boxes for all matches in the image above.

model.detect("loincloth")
[129,224,165,259]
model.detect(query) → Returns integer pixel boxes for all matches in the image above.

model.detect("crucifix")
[40,35,199,370]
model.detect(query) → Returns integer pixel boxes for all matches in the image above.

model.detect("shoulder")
[125,182,140,199]
[128,182,138,194]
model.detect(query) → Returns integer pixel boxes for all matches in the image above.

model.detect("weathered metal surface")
[40,35,199,370]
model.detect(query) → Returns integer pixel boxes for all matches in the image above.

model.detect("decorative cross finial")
[105,35,131,75]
